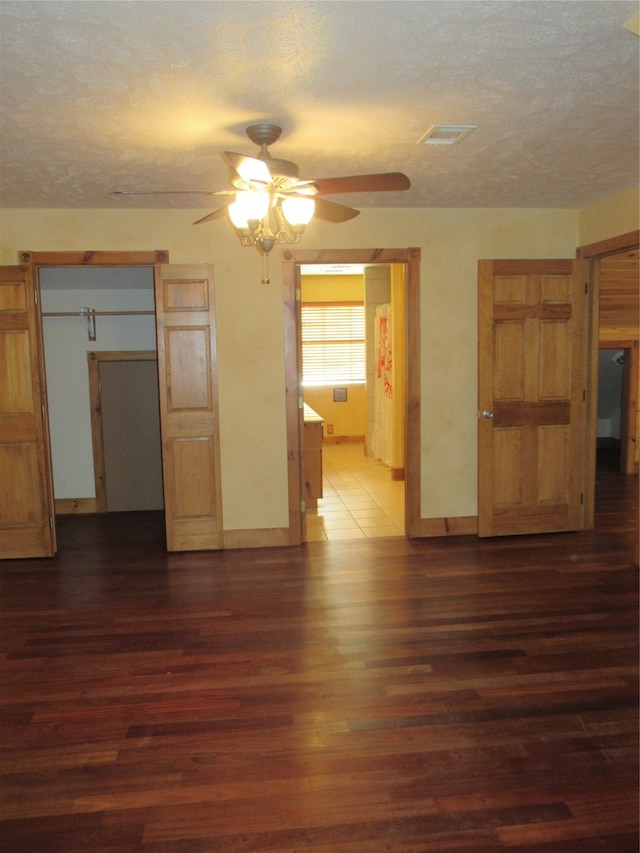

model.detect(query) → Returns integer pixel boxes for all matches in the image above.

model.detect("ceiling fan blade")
[312,172,410,195]
[222,151,272,186]
[193,204,231,225]
[112,190,234,196]
[312,197,360,223]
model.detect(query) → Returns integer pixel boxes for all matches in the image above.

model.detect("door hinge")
[34,289,39,304]
[49,515,54,528]
[301,499,306,513]
[298,396,304,410]
[295,287,301,302]
[41,404,46,420]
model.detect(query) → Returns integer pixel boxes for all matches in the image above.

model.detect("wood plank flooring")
[0,466,637,851]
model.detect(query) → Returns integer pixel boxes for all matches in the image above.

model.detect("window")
[301,302,365,386]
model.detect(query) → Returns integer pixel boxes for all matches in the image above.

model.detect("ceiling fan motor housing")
[246,124,299,182]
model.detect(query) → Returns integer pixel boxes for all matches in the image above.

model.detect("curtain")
[371,303,393,466]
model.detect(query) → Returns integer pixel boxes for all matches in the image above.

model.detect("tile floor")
[305,441,405,541]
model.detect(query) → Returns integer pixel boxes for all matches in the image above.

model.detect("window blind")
[301,303,365,386]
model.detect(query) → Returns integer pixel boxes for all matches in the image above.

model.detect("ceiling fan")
[114,123,411,254]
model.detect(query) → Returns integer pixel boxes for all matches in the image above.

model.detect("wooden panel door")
[154,265,223,551]
[0,265,56,557]
[478,259,587,537]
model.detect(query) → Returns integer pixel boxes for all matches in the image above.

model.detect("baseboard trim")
[223,527,292,549]
[55,498,98,515]
[416,516,478,537]
[322,435,365,444]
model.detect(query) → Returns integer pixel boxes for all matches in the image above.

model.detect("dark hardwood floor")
[1,466,638,852]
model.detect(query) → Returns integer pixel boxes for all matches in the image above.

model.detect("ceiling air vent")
[417,125,478,146]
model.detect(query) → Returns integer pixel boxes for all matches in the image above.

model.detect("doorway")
[88,351,163,512]
[597,347,625,472]
[37,261,160,516]
[282,247,421,545]
[579,233,639,529]
[299,262,406,541]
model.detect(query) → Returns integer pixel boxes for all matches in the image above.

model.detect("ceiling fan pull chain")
[261,252,270,286]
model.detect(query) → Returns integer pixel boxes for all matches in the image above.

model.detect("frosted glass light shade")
[229,191,270,228]
[281,196,315,226]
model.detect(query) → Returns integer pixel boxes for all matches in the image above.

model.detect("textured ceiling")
[0,1,638,212]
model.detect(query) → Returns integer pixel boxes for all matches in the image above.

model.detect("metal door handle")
[481,410,494,419]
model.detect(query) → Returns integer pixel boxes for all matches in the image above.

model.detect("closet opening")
[39,265,161,517]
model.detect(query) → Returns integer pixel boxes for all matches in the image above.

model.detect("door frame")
[87,349,159,512]
[282,247,421,544]
[20,250,168,529]
[577,229,639,528]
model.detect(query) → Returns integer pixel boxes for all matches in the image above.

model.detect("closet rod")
[42,310,154,317]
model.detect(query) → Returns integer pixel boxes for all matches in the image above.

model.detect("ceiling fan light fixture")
[228,190,270,229]
[228,190,314,256]
[281,196,315,227]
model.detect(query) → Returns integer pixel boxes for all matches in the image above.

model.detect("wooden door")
[154,264,223,551]
[0,265,56,557]
[478,259,587,537]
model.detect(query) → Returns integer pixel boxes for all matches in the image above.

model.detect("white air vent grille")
[418,125,478,146]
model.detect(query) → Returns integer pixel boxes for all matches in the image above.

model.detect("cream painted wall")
[303,385,366,438]
[578,185,639,245]
[0,205,580,529]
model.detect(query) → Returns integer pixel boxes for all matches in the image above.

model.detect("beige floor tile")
[318,517,361,530]
[362,525,404,538]
[303,441,406,541]
[325,528,366,540]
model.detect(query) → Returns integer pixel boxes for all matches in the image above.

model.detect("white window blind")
[301,302,365,386]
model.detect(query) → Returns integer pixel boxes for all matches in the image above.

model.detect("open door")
[478,259,587,537]
[0,265,56,557]
[154,264,223,551]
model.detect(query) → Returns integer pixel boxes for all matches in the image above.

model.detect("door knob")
[481,410,494,419]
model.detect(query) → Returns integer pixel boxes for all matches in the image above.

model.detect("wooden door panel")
[165,327,211,411]
[0,266,55,558]
[494,322,525,399]
[155,265,222,552]
[493,427,523,505]
[171,438,217,514]
[537,424,569,501]
[478,259,587,537]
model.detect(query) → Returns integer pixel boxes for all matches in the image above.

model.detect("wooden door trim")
[282,247,421,544]
[19,250,169,266]
[576,230,639,260]
[87,350,158,514]
[582,237,640,528]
